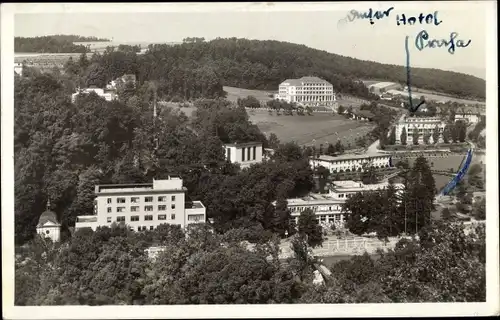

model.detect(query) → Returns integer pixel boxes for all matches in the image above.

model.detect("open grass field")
[170,103,374,149]
[223,86,275,103]
[247,109,374,148]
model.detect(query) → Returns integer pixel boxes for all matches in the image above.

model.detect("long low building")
[75,176,206,231]
[282,180,404,228]
[71,87,117,103]
[309,153,393,173]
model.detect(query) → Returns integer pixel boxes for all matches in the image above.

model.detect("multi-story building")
[281,180,404,228]
[277,76,336,106]
[223,142,263,168]
[310,153,393,174]
[395,115,446,144]
[71,88,118,103]
[75,176,206,231]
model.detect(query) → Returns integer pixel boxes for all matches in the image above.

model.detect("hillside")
[15,35,110,53]
[139,38,485,100]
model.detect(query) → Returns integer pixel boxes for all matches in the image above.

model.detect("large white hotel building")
[309,152,393,174]
[75,176,206,232]
[282,180,404,228]
[277,76,336,106]
[395,115,446,144]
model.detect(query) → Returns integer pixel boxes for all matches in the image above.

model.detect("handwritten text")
[343,7,394,25]
[396,11,442,26]
[415,30,472,54]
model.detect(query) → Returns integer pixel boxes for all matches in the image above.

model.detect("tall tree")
[298,209,323,248]
[412,128,419,145]
[388,127,396,145]
[442,124,451,144]
[432,125,440,144]
[400,127,407,145]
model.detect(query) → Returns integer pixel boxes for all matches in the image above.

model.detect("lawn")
[223,86,275,103]
[170,105,373,148]
[248,109,375,148]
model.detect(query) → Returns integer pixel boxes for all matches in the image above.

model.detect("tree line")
[141,38,484,99]
[15,219,485,305]
[14,71,316,245]
[14,35,109,53]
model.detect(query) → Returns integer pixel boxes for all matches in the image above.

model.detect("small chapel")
[36,199,61,242]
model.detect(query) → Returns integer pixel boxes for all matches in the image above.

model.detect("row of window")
[241,146,257,162]
[291,213,343,221]
[290,205,342,213]
[110,213,176,223]
[107,204,176,213]
[106,195,176,204]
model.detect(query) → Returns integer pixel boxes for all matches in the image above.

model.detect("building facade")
[310,153,392,174]
[282,180,404,228]
[71,88,118,103]
[223,142,263,168]
[277,76,336,106]
[395,115,446,144]
[75,176,206,231]
[36,200,61,242]
[455,113,480,124]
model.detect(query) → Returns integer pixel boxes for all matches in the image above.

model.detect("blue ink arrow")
[405,35,425,113]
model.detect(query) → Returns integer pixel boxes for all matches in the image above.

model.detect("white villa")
[75,176,206,232]
[223,142,263,168]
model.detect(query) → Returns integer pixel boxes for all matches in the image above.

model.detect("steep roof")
[37,210,60,227]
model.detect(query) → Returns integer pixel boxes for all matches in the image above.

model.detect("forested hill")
[142,38,485,100]
[15,35,109,53]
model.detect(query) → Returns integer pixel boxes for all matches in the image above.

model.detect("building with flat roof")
[309,153,393,173]
[223,141,263,168]
[277,76,336,106]
[395,115,446,144]
[278,180,404,228]
[75,176,206,232]
[71,88,118,103]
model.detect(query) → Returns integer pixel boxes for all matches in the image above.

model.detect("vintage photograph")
[2,1,498,318]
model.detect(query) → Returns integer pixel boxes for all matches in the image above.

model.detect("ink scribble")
[404,35,425,113]
[415,30,472,55]
[337,7,394,28]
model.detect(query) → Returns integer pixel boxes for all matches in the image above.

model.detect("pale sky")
[13,2,490,78]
